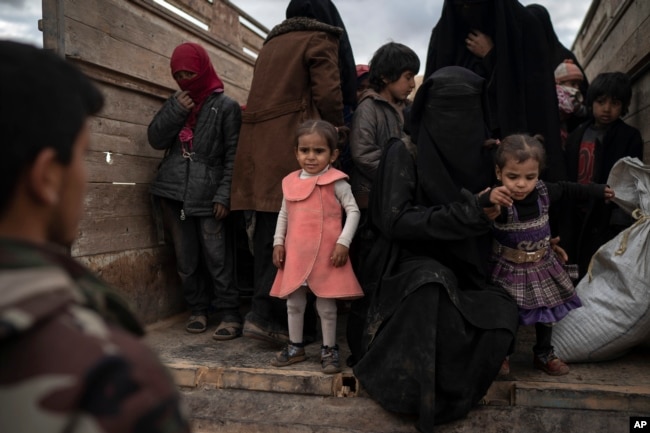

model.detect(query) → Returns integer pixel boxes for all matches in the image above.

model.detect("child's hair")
[494,134,547,171]
[295,120,349,153]
[368,42,420,92]
[586,72,632,116]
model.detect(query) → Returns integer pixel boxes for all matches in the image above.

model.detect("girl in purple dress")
[482,134,615,376]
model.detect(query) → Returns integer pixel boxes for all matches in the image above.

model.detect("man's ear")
[27,148,63,206]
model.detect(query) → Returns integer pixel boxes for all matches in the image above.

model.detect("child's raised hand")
[176,90,195,111]
[604,186,615,202]
[272,245,285,269]
[330,243,349,268]
[490,186,513,207]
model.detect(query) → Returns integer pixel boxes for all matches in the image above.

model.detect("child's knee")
[316,298,337,321]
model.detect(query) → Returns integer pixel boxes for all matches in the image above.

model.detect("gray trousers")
[160,198,240,320]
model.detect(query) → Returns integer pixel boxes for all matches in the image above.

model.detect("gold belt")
[493,243,547,264]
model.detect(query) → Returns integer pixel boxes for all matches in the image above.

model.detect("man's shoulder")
[0,300,190,433]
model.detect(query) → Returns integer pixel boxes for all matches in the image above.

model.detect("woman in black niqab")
[425,0,566,181]
[286,0,357,108]
[351,67,518,432]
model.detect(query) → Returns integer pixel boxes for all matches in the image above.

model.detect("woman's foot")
[321,344,341,374]
[243,320,289,345]
[534,350,569,376]
[271,343,306,367]
[499,357,510,376]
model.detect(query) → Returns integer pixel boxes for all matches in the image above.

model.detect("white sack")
[553,157,650,362]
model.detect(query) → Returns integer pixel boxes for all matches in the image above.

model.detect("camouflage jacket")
[0,238,191,433]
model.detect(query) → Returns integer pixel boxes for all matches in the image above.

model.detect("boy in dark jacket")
[148,42,242,337]
[562,71,644,278]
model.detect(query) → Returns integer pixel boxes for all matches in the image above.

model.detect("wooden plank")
[83,183,153,218]
[95,82,166,128]
[73,213,157,256]
[624,106,650,164]
[592,16,650,78]
[63,0,252,96]
[580,1,650,76]
[86,150,160,184]
[42,0,64,52]
[75,247,184,324]
[89,119,164,160]
[241,25,264,53]
[627,69,650,117]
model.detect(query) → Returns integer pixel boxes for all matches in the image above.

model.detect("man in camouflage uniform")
[0,41,191,433]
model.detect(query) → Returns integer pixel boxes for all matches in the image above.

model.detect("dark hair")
[586,72,632,116]
[368,42,420,92]
[494,134,546,171]
[0,41,104,213]
[295,120,348,153]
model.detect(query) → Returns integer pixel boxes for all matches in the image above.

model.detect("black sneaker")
[271,343,306,367]
[321,344,341,374]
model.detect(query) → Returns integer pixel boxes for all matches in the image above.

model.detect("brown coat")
[231,17,345,212]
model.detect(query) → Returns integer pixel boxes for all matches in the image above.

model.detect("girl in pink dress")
[270,120,363,373]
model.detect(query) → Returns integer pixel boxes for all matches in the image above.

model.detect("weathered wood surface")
[42,0,265,323]
[573,0,650,161]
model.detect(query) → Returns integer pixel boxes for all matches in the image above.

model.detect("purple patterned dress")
[489,181,581,325]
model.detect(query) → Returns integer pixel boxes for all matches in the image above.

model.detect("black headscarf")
[410,66,494,205]
[526,3,589,94]
[398,66,495,284]
[286,0,357,107]
[425,0,566,181]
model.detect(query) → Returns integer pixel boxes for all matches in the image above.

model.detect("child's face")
[381,70,416,104]
[356,75,370,101]
[495,157,539,201]
[592,95,622,128]
[173,70,197,83]
[295,132,338,175]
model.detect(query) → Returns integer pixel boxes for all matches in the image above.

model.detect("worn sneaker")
[321,344,341,374]
[534,351,570,376]
[271,343,306,367]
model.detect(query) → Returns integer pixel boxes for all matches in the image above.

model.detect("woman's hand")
[604,186,615,202]
[330,243,349,268]
[550,236,568,264]
[466,30,494,58]
[273,245,285,269]
[483,205,501,220]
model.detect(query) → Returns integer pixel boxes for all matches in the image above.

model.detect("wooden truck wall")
[40,0,265,323]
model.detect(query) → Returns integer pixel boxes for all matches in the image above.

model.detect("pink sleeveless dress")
[270,168,363,300]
